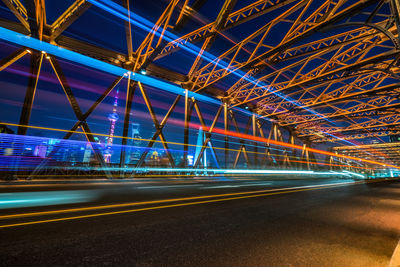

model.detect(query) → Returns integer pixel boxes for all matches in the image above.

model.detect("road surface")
[0,177,399,266]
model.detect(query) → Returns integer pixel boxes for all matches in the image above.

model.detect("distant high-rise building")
[104,90,119,163]
[132,123,140,136]
[129,123,142,164]
[82,142,92,163]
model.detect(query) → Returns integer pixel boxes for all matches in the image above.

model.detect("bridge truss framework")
[1,0,400,177]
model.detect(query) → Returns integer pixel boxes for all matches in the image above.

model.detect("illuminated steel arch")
[1,0,400,177]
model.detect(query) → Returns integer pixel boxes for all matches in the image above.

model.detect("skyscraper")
[129,123,142,164]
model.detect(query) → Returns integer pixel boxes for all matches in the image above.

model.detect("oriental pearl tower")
[104,89,119,163]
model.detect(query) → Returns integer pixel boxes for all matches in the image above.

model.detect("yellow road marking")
[0,181,368,221]
[0,179,388,228]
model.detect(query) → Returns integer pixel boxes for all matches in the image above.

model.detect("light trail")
[288,160,370,170]
[0,179,391,228]
[0,190,98,209]
[0,122,397,169]
[30,166,358,177]
[0,6,353,146]
[0,129,305,161]
[208,126,400,169]
[0,1,387,165]
[10,158,372,176]
[0,27,221,104]
[0,180,371,220]
[0,25,374,155]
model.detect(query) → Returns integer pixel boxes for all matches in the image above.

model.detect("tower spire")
[104,89,119,163]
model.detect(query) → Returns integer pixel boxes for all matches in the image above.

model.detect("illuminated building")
[104,90,119,163]
[128,123,142,164]
[82,142,92,163]
[33,142,47,158]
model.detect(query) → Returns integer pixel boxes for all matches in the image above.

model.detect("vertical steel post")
[122,0,134,61]
[300,143,306,169]
[252,113,257,168]
[277,127,289,167]
[120,75,135,177]
[224,102,228,168]
[183,89,189,168]
[266,125,274,167]
[273,124,281,166]
[18,52,43,135]
[289,133,296,168]
[305,145,310,170]
[256,121,268,167]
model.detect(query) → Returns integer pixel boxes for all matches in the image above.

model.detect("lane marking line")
[0,179,390,229]
[0,180,368,220]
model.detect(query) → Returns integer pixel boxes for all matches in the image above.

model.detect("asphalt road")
[0,177,399,266]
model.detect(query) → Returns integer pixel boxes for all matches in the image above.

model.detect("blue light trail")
[0,190,98,209]
[86,0,360,146]
[25,166,364,178]
[0,27,220,105]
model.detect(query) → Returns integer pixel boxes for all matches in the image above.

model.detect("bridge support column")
[120,76,136,177]
[224,102,229,168]
[252,114,258,168]
[18,52,43,135]
[183,89,189,168]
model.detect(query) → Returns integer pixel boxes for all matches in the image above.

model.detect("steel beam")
[192,101,222,168]
[224,102,229,168]
[119,76,136,173]
[17,52,43,135]
[1,0,29,30]
[136,95,181,168]
[50,0,91,41]
[137,82,175,167]
[0,47,28,71]
[48,56,112,178]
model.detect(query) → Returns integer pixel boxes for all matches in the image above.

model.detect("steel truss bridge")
[1,0,400,178]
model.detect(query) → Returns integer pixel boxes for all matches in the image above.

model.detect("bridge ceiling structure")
[1,0,400,173]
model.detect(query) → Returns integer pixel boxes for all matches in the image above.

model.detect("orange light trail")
[3,122,398,169]
[207,127,400,169]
